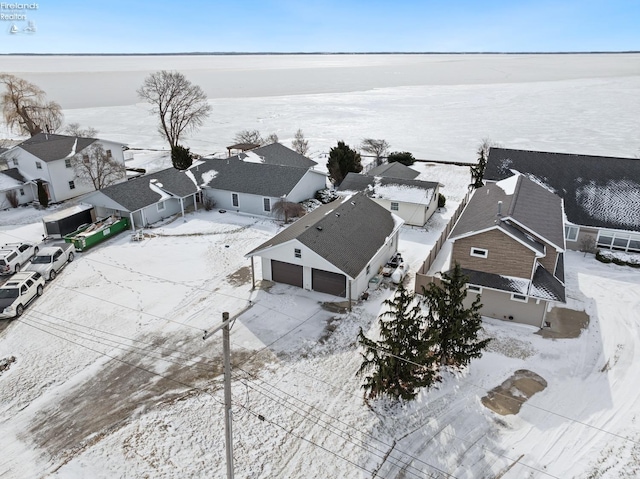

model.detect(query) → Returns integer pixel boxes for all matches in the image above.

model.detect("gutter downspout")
[250,256,255,290]
[348,280,352,312]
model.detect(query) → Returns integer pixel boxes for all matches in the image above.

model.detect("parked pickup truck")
[25,244,75,281]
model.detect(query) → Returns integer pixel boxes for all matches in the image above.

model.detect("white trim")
[470,247,488,258]
[511,293,528,303]
[565,225,579,242]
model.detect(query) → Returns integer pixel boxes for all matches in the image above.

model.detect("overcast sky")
[1,0,638,54]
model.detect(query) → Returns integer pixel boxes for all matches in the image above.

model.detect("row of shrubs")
[595,249,640,268]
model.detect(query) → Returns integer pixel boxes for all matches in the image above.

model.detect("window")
[12,159,18,167]
[565,225,579,242]
[68,181,75,190]
[390,202,399,211]
[263,198,271,212]
[597,231,640,253]
[157,201,166,212]
[470,247,488,258]
[82,153,89,163]
[65,158,72,168]
[366,264,371,275]
[511,293,528,303]
[467,284,482,293]
[232,193,239,207]
[19,189,24,196]
[36,161,42,169]
[294,248,301,259]
[106,149,113,158]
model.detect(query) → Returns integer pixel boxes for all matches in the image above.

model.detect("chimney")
[497,201,503,216]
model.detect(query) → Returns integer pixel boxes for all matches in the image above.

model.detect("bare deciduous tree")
[72,143,126,190]
[361,138,390,166]
[137,71,211,149]
[64,122,98,138]
[477,138,500,160]
[272,199,306,223]
[291,129,309,156]
[0,74,63,136]
[233,129,279,146]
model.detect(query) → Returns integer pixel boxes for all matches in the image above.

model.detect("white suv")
[0,243,39,275]
[0,271,45,319]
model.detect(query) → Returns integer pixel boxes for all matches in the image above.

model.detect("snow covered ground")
[0,54,639,478]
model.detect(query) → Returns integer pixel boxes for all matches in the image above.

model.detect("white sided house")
[0,133,126,203]
[82,167,199,229]
[337,172,440,226]
[246,193,404,300]
[190,149,326,217]
[0,168,35,209]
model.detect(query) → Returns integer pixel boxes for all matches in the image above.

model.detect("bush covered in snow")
[596,249,640,268]
[314,188,338,204]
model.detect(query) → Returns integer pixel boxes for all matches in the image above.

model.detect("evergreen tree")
[326,141,362,186]
[357,283,439,400]
[422,263,490,369]
[469,149,487,189]
[171,144,193,170]
[36,180,49,208]
[387,151,415,166]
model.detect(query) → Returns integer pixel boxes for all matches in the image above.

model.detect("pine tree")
[326,141,362,186]
[36,180,49,208]
[422,263,490,369]
[357,283,439,400]
[171,144,193,170]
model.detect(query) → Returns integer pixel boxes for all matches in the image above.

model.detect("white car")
[0,271,45,319]
[25,245,75,281]
[0,242,40,275]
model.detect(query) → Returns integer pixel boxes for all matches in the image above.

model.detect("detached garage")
[246,192,404,301]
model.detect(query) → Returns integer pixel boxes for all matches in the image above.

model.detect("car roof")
[0,271,41,286]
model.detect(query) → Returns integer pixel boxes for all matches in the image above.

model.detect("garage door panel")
[312,269,346,297]
[271,260,303,288]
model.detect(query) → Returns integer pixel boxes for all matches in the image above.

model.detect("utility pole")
[222,311,234,479]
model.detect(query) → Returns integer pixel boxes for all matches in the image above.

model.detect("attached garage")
[271,260,303,288]
[312,268,347,297]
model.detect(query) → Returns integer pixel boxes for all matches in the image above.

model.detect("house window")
[106,149,112,158]
[294,248,301,258]
[36,161,42,169]
[467,284,482,293]
[68,181,75,190]
[232,193,239,207]
[390,202,399,211]
[65,158,72,168]
[263,198,271,212]
[19,188,24,196]
[157,201,166,212]
[82,153,89,163]
[470,247,488,258]
[12,159,18,167]
[597,231,640,253]
[565,225,579,242]
[366,264,371,275]
[511,293,528,303]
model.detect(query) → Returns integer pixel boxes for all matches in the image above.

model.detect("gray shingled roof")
[337,173,439,205]
[485,147,640,231]
[531,263,566,302]
[451,174,564,251]
[461,266,565,302]
[1,168,26,183]
[248,192,399,279]
[243,142,317,168]
[95,167,198,212]
[191,157,314,197]
[367,162,419,179]
[15,133,98,162]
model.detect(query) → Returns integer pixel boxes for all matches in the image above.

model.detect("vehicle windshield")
[0,289,19,299]
[31,256,52,264]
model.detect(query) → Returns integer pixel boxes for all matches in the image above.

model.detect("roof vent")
[350,201,355,205]
[335,213,340,217]
[497,201,503,216]
[316,226,323,231]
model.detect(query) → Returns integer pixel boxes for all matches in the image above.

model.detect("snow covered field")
[0,54,639,478]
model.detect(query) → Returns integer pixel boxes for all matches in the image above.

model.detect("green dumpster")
[64,217,130,251]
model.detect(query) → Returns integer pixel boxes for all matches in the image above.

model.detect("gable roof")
[191,157,320,198]
[13,133,99,162]
[0,168,25,191]
[240,143,317,168]
[451,174,564,251]
[247,192,401,279]
[337,173,439,206]
[485,147,640,231]
[91,167,198,212]
[366,162,419,179]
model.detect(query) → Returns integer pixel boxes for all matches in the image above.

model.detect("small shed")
[42,204,96,239]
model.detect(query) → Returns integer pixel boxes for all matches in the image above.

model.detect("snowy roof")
[486,147,640,232]
[88,167,199,212]
[11,133,99,163]
[366,162,419,179]
[191,157,322,198]
[0,168,26,191]
[451,174,565,251]
[245,143,317,168]
[337,173,439,206]
[247,192,402,279]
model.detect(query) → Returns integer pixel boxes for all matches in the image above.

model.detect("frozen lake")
[1,53,639,162]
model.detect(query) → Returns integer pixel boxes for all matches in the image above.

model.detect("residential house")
[246,192,404,300]
[238,142,318,168]
[0,168,34,208]
[420,174,566,327]
[0,133,126,203]
[366,162,419,180]
[337,172,440,226]
[82,167,199,229]
[485,148,640,254]
[190,150,326,217]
